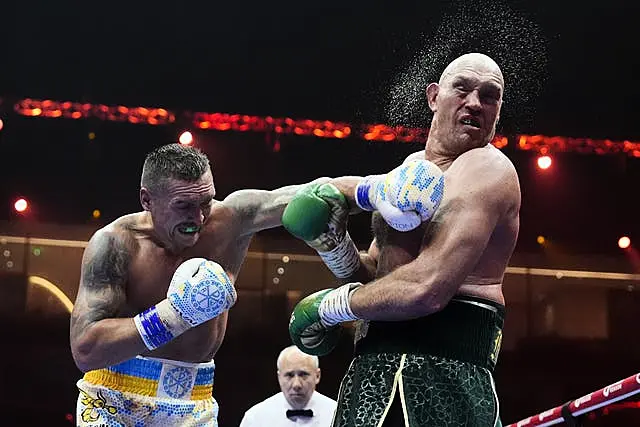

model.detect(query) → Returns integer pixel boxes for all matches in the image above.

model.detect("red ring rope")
[506,372,640,426]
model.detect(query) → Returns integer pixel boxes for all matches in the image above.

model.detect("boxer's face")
[142,170,215,251]
[428,60,503,152]
[278,352,320,409]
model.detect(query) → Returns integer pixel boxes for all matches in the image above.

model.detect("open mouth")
[177,224,201,235]
[460,117,481,128]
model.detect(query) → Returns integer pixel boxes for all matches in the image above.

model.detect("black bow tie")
[286,409,313,419]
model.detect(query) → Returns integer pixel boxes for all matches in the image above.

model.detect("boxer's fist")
[355,160,445,231]
[289,289,342,356]
[282,183,349,252]
[134,258,237,351]
[166,258,237,327]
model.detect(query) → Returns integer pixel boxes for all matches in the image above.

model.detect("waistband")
[83,356,215,400]
[354,295,505,371]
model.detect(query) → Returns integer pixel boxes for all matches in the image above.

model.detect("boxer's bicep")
[417,194,498,287]
[410,168,509,303]
[349,194,499,319]
[71,231,129,344]
[224,178,332,235]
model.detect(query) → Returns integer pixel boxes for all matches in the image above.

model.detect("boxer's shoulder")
[447,145,516,185]
[443,146,519,216]
[403,150,426,164]
[86,214,143,259]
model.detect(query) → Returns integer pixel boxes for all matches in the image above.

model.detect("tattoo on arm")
[71,232,130,341]
[225,179,332,234]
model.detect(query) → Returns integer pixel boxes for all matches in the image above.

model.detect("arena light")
[537,155,552,170]
[13,198,28,213]
[537,235,546,245]
[12,97,640,157]
[0,118,4,131]
[619,236,631,249]
[179,131,193,145]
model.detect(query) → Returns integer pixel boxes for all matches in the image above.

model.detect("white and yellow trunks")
[76,356,217,427]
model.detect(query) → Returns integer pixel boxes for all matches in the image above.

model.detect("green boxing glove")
[282,183,360,278]
[289,283,361,356]
[282,183,334,244]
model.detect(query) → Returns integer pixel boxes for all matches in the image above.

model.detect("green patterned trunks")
[332,296,504,427]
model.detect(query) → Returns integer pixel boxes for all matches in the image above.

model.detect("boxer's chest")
[371,212,426,278]
[124,231,249,312]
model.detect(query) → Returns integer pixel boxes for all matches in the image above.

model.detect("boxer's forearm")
[349,277,445,320]
[71,317,147,372]
[349,257,458,321]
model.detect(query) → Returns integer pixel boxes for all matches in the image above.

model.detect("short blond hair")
[276,345,319,370]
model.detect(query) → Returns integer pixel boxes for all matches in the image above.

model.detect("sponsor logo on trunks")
[574,393,592,408]
[516,417,532,426]
[636,374,640,384]
[603,380,623,397]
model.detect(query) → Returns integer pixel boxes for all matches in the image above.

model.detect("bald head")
[439,53,504,89]
[277,346,321,409]
[425,52,505,154]
[277,345,319,370]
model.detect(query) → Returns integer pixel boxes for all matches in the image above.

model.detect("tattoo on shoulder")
[71,232,132,336]
[83,232,131,287]
[222,190,257,219]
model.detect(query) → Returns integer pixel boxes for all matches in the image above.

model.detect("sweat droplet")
[383,0,548,133]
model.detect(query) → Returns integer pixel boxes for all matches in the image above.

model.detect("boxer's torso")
[372,145,520,305]
[117,202,253,363]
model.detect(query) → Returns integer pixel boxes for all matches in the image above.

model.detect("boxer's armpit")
[71,231,130,341]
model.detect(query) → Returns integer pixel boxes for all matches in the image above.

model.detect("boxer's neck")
[424,140,456,172]
[425,137,491,171]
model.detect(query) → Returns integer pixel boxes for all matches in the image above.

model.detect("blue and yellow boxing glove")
[356,159,445,231]
[289,283,361,356]
[282,183,360,279]
[133,258,237,350]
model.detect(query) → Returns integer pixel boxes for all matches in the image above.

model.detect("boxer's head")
[426,53,504,154]
[140,144,214,252]
[277,346,321,409]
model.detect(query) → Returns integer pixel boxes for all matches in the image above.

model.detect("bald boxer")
[285,53,519,426]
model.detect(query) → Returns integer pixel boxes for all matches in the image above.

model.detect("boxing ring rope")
[506,372,640,426]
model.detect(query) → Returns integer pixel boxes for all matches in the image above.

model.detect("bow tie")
[286,409,313,419]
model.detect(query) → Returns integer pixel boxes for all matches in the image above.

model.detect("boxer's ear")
[140,187,152,211]
[426,83,439,112]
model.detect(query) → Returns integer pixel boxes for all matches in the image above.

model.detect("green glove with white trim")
[289,283,361,356]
